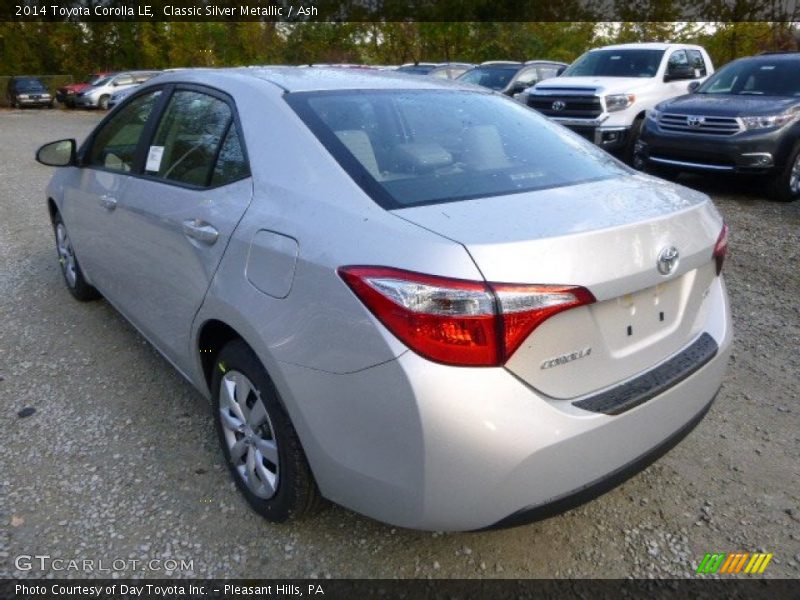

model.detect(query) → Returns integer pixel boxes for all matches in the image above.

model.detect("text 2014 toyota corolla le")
[36,68,731,531]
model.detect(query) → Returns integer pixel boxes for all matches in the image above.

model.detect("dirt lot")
[1,109,798,579]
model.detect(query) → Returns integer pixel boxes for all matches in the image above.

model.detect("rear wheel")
[53,213,100,301]
[212,340,324,522]
[768,144,800,202]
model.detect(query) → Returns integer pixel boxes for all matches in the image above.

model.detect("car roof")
[595,43,704,51]
[743,52,800,61]
[150,66,487,93]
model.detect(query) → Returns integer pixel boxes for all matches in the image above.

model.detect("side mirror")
[36,139,77,167]
[687,81,701,93]
[665,64,695,82]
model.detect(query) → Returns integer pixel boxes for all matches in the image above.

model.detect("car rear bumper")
[639,121,794,174]
[275,276,732,531]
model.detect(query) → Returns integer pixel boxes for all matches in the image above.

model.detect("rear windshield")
[562,49,665,78]
[286,90,628,208]
[698,59,800,96]
[457,66,519,90]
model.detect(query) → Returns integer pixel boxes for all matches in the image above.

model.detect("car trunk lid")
[393,174,724,399]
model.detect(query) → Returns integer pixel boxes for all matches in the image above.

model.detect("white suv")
[521,43,714,164]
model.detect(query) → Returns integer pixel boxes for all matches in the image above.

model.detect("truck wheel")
[767,143,800,202]
[625,117,646,168]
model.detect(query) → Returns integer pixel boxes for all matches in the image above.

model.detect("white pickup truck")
[520,43,714,164]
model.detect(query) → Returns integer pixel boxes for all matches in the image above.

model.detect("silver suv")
[36,68,732,531]
[74,70,160,109]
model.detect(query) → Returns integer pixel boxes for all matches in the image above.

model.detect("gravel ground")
[1,109,798,580]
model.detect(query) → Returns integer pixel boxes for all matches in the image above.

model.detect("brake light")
[338,266,595,367]
[712,224,728,276]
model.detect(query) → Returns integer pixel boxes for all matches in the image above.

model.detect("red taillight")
[713,223,729,276]
[338,266,595,367]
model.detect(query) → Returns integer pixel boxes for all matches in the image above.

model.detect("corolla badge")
[657,246,680,275]
[552,100,566,111]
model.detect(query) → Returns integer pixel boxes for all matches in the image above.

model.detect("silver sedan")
[35,68,732,531]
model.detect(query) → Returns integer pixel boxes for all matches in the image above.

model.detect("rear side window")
[88,90,161,172]
[211,126,249,187]
[287,90,628,208]
[146,90,233,187]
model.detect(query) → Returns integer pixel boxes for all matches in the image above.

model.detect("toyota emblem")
[657,246,680,275]
[687,116,705,128]
[552,100,566,111]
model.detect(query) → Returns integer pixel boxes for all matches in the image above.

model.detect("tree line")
[1,21,799,78]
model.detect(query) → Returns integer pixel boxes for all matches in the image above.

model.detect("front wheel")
[768,144,800,202]
[53,213,100,301]
[624,117,646,168]
[98,95,110,110]
[212,340,324,522]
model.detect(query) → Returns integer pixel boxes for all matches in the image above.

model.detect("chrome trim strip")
[649,156,735,171]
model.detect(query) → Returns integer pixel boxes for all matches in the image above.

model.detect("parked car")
[428,62,475,79]
[74,70,160,109]
[56,72,114,107]
[36,68,731,531]
[525,43,714,163]
[457,60,567,96]
[637,52,800,201]
[6,76,53,108]
[107,85,136,109]
[395,62,441,75]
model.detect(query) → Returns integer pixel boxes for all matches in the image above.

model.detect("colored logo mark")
[696,552,773,574]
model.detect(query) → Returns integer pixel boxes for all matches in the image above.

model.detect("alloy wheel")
[56,223,77,288]
[790,152,800,196]
[218,370,279,499]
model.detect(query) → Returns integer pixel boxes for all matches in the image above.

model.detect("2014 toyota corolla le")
[36,68,732,531]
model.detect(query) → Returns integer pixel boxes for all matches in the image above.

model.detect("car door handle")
[99,195,118,210]
[182,219,219,245]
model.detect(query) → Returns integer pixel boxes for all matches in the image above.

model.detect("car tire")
[98,95,110,110]
[767,143,800,202]
[624,116,646,168]
[53,212,101,301]
[212,340,324,523]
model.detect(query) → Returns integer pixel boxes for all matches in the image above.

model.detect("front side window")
[457,67,519,90]
[146,90,233,186]
[88,90,161,172]
[287,90,628,208]
[698,59,800,96]
[668,50,689,67]
[537,66,561,81]
[687,50,707,77]
[514,67,540,87]
[562,49,664,78]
